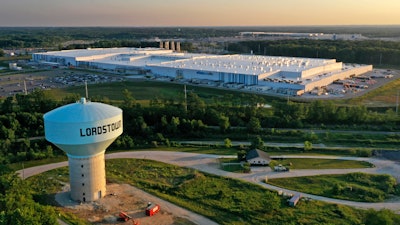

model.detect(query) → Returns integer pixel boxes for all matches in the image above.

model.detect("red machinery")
[119,211,132,221]
[145,203,160,216]
[118,211,140,225]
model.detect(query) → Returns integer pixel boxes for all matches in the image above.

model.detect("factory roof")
[150,54,337,75]
[40,47,173,58]
[34,48,342,77]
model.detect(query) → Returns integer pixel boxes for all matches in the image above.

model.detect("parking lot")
[299,68,399,100]
[0,68,398,103]
[0,69,125,98]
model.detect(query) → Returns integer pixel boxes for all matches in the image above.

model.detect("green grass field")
[44,79,283,105]
[272,158,374,169]
[218,157,373,173]
[268,172,398,202]
[340,75,400,107]
[26,159,380,225]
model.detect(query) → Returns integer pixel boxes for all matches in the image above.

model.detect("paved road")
[17,151,400,216]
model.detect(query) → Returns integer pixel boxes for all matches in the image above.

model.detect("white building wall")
[303,65,373,92]
[76,53,121,62]
[301,62,342,78]
[258,71,280,80]
[150,66,180,77]
[248,157,270,165]
[183,70,219,80]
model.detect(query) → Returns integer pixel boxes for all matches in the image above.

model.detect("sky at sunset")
[1,0,399,27]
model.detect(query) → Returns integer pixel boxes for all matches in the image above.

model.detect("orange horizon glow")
[0,0,399,27]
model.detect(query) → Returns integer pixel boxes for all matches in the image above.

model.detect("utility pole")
[396,90,399,116]
[85,80,89,99]
[23,80,27,95]
[184,84,187,112]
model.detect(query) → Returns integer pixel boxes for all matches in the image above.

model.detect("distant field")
[267,173,398,202]
[45,80,187,105]
[44,79,282,104]
[272,158,374,169]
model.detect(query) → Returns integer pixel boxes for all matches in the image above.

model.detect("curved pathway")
[17,151,400,214]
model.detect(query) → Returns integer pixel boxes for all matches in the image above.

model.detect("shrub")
[242,162,251,173]
[356,149,372,157]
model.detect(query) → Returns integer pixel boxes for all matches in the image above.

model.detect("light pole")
[396,90,399,116]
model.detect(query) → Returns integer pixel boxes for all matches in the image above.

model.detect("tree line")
[0,87,399,224]
[0,166,58,224]
[227,39,400,67]
[0,88,399,165]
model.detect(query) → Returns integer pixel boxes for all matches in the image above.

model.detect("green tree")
[364,209,399,225]
[304,131,319,142]
[237,150,247,161]
[242,162,251,173]
[250,136,264,149]
[224,138,232,148]
[304,141,312,151]
[45,145,54,158]
[187,93,206,119]
[168,116,180,134]
[61,93,81,104]
[1,97,14,113]
[0,170,58,225]
[218,115,230,133]
[247,117,261,133]
[122,89,136,108]
[269,160,278,170]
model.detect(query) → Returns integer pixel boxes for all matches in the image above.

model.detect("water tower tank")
[44,98,123,202]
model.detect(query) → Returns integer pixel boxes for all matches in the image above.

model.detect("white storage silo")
[44,98,123,202]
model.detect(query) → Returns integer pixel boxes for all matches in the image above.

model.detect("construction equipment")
[118,211,140,224]
[145,203,160,216]
[118,211,132,221]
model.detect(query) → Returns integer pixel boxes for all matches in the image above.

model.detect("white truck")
[274,164,289,172]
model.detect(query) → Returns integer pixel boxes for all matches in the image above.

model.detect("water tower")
[44,98,123,202]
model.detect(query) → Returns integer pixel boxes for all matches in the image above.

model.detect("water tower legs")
[68,151,106,202]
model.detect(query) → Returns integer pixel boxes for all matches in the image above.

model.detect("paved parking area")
[0,69,124,98]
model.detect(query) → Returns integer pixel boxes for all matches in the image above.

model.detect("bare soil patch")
[55,183,187,225]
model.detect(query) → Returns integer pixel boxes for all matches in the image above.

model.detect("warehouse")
[32,47,373,95]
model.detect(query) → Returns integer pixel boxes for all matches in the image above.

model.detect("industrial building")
[32,47,372,96]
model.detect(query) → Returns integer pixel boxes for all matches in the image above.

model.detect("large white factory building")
[33,47,372,95]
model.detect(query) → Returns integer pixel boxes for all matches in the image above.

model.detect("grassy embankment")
[268,173,399,202]
[342,74,400,107]
[27,158,390,225]
[219,157,373,172]
[45,79,281,105]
